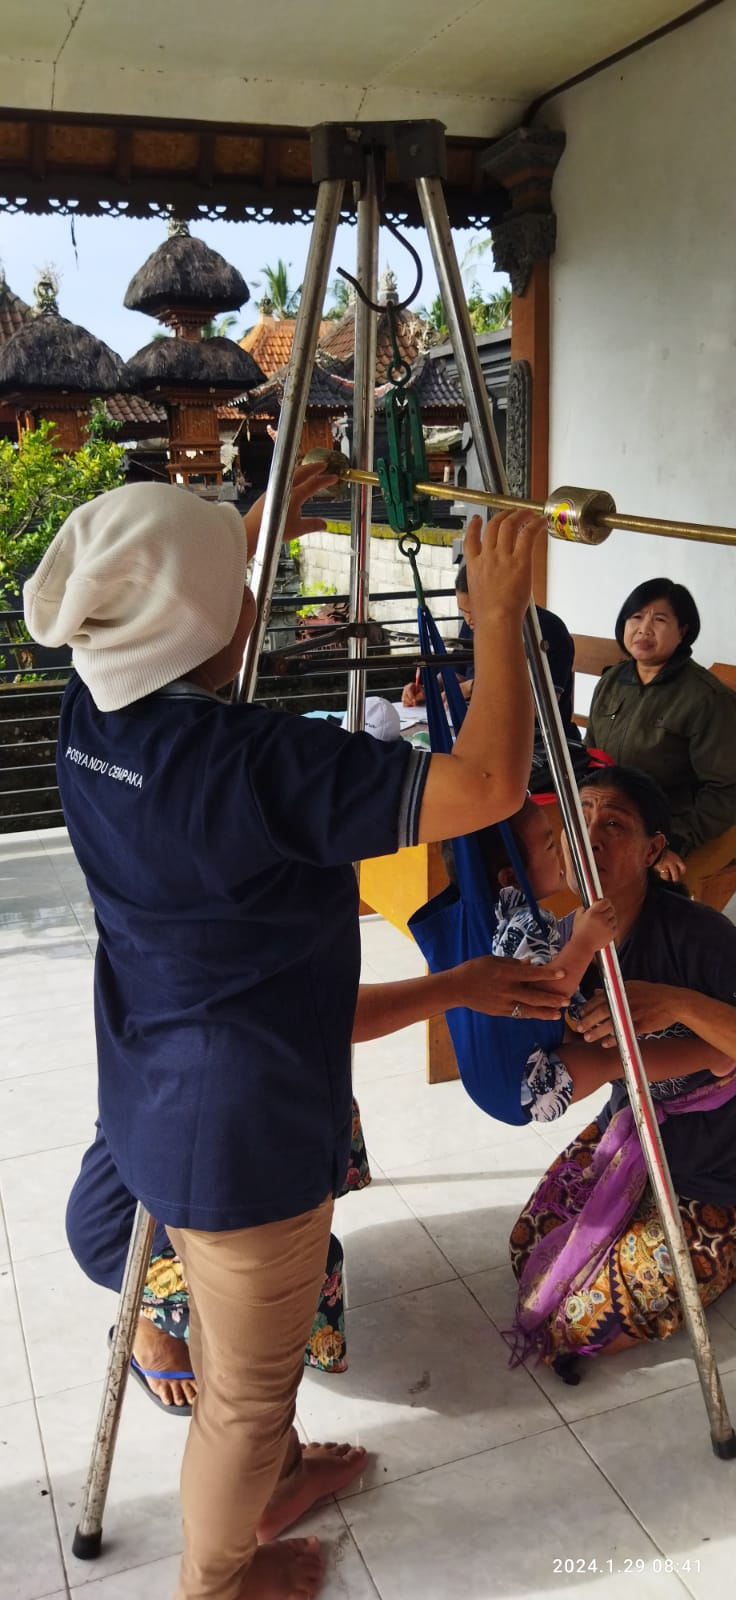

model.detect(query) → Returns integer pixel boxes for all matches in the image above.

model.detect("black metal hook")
[398,532,426,608]
[336,217,423,312]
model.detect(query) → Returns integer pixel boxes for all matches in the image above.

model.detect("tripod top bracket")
[311,121,448,186]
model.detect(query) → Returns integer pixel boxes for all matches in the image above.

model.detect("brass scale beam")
[263,466,736,674]
[328,466,736,550]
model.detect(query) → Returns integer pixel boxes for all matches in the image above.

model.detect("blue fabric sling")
[407,600,565,1126]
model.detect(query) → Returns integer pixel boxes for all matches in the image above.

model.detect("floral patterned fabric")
[492,886,561,966]
[520,1047,575,1123]
[509,1119,736,1357]
[304,1232,347,1373]
[492,888,578,1121]
[337,1097,372,1195]
[141,1097,370,1374]
[141,1251,190,1339]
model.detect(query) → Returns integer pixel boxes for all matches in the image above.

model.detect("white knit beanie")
[23,483,248,712]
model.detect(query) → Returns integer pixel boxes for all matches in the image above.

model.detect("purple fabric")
[512,1068,736,1359]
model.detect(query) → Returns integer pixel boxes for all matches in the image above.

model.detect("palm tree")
[467,283,512,332]
[151,313,242,342]
[419,293,448,337]
[461,235,493,274]
[201,313,241,339]
[323,276,352,320]
[460,237,512,329]
[252,260,301,319]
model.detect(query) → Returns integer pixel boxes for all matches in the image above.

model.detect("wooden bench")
[680,662,736,906]
[711,662,736,693]
[571,632,626,718]
[359,843,458,1081]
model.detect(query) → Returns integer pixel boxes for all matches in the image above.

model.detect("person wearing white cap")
[25,472,560,1600]
[341,695,401,741]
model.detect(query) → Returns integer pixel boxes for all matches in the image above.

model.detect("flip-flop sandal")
[107,1326,194,1416]
[552,1352,582,1386]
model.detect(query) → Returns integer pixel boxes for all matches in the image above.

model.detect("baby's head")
[443,797,564,900]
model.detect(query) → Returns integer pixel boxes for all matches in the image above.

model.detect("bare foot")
[133,1317,197,1408]
[240,1538,324,1599]
[257,1442,368,1541]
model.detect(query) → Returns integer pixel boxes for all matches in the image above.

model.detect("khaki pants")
[168,1194,334,1600]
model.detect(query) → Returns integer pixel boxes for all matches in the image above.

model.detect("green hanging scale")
[375,303,432,538]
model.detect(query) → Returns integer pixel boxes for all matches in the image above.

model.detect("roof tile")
[318,304,426,382]
[240,315,330,378]
[104,393,166,429]
[245,363,354,416]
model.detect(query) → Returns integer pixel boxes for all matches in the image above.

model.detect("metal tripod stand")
[72,114,734,1565]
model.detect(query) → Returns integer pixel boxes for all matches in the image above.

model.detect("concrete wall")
[297,528,460,640]
[546,2,736,710]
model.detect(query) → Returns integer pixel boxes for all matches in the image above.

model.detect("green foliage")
[253,260,302,319]
[419,294,448,337]
[201,313,241,339]
[296,578,337,619]
[419,281,511,339]
[466,282,512,333]
[323,276,352,321]
[0,411,126,608]
[153,315,242,341]
[286,539,336,615]
[86,399,124,444]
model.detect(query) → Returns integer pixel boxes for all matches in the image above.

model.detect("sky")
[0,212,509,359]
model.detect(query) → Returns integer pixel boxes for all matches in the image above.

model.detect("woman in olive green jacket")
[585,578,736,882]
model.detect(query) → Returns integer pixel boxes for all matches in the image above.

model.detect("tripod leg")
[343,153,379,1157]
[235,178,345,704]
[72,1203,157,1558]
[345,156,380,735]
[417,174,736,1456]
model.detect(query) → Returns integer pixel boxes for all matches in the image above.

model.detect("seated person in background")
[585,577,736,882]
[402,561,579,740]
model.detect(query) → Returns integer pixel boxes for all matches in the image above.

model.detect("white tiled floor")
[2,828,735,1600]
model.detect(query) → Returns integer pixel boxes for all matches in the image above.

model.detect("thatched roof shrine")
[124,219,248,325]
[123,336,265,393]
[0,266,32,341]
[0,274,123,397]
[124,221,263,487]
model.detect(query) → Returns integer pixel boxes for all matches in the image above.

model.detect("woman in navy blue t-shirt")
[25,466,549,1600]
